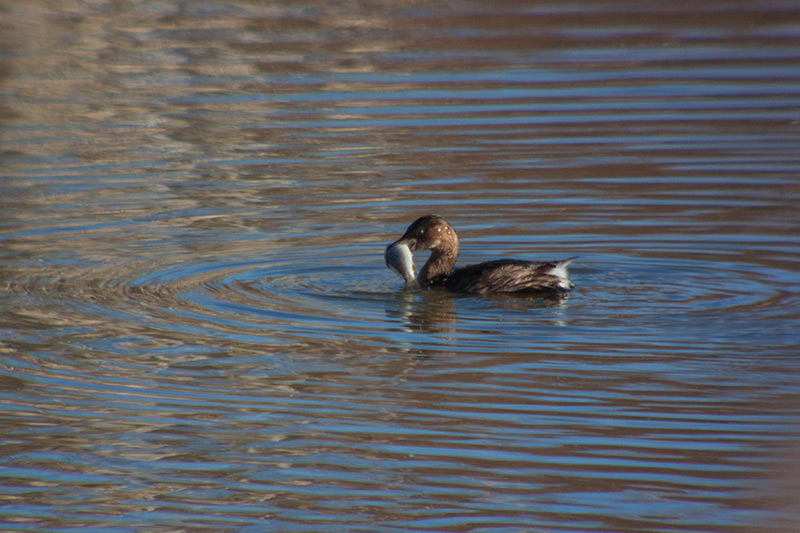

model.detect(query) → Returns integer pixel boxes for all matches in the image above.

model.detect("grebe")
[385,214,575,295]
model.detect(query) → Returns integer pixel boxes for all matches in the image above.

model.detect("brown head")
[392,214,459,255]
[388,214,459,286]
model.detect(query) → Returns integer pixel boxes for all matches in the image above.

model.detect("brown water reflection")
[2,0,800,531]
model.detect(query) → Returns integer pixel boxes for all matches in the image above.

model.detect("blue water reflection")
[1,0,799,531]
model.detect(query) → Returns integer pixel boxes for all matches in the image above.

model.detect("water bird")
[385,214,575,295]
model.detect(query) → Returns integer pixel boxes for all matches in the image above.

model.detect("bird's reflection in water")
[387,286,570,333]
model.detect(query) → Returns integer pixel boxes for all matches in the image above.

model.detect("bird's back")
[439,258,575,295]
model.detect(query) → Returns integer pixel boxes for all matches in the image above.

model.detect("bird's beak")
[393,237,416,252]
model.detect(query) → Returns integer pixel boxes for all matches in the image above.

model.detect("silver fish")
[384,241,418,289]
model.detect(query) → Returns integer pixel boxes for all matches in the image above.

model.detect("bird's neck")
[419,247,458,286]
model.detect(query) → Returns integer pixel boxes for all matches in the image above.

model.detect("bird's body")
[431,258,574,295]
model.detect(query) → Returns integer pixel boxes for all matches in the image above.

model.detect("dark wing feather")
[443,259,573,295]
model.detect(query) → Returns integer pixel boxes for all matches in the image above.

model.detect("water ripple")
[2,0,799,531]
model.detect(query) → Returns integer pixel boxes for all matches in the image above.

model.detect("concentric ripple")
[14,237,791,358]
[117,250,388,344]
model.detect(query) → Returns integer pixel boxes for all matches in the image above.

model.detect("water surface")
[1,1,800,531]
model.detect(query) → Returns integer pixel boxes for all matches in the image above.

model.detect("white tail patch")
[548,257,576,290]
